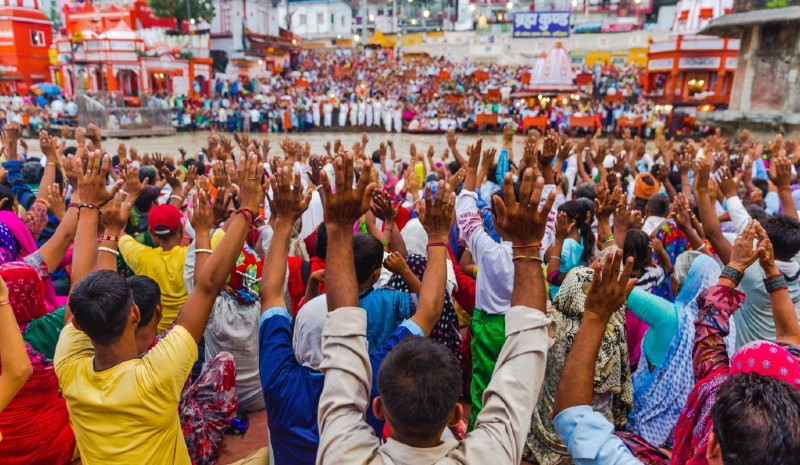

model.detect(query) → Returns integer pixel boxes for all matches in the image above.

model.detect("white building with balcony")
[277,0,353,39]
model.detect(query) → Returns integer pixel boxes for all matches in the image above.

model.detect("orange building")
[0,0,53,94]
[52,2,213,101]
[644,0,739,110]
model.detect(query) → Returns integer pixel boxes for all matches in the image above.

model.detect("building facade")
[0,0,53,94]
[277,0,353,39]
[702,0,800,130]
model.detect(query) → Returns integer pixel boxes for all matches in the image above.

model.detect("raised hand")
[160,166,181,191]
[370,189,397,223]
[237,153,265,213]
[212,187,233,225]
[120,165,146,199]
[85,123,102,148]
[189,188,213,234]
[768,154,793,188]
[615,201,643,231]
[101,192,134,234]
[492,168,556,245]
[79,151,118,206]
[45,183,66,221]
[383,251,410,275]
[320,153,375,227]
[447,166,466,191]
[585,250,636,322]
[539,133,558,167]
[39,130,57,159]
[446,128,458,149]
[718,165,739,199]
[729,220,764,272]
[270,166,312,222]
[417,180,455,242]
[595,180,623,221]
[555,211,576,241]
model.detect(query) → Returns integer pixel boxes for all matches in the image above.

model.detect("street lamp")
[353,33,361,42]
[468,3,476,11]
[422,9,430,17]
[506,2,513,9]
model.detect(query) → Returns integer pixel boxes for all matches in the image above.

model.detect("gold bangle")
[0,301,9,307]
[513,255,543,263]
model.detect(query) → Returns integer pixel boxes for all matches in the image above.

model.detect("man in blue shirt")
[257,164,449,465]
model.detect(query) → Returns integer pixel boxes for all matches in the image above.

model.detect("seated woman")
[523,265,632,465]
[625,251,734,448]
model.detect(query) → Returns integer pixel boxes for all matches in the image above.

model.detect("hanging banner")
[512,12,571,38]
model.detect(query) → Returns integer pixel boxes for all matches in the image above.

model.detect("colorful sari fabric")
[524,267,632,465]
[652,219,687,302]
[670,284,800,465]
[386,254,463,360]
[149,328,238,465]
[0,211,63,310]
[0,221,18,264]
[0,262,75,465]
[629,254,722,448]
[221,244,263,305]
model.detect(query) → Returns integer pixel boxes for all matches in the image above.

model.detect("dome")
[99,20,136,40]
[671,0,733,36]
[529,43,576,91]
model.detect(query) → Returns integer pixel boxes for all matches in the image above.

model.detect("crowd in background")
[3,50,662,136]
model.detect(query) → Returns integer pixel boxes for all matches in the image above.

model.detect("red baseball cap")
[148,204,182,236]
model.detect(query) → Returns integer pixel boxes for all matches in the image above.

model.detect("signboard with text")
[512,12,570,39]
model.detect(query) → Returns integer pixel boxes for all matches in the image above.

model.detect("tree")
[149,0,215,33]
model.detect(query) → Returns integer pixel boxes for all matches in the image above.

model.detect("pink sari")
[0,210,65,310]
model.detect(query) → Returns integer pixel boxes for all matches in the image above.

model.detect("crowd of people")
[8,50,659,137]
[0,118,799,465]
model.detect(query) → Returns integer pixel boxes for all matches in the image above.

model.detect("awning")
[701,6,800,37]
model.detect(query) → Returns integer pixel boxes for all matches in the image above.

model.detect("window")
[331,13,335,25]
[299,14,307,26]
[220,1,232,34]
[317,13,324,25]
[341,15,346,26]
[30,30,46,47]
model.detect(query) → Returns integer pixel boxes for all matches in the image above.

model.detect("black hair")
[745,204,768,223]
[21,160,43,184]
[751,178,769,197]
[667,171,682,192]
[761,215,800,261]
[574,183,596,202]
[712,373,800,465]
[447,161,460,176]
[63,146,77,157]
[139,165,158,186]
[128,275,161,328]
[377,337,462,439]
[372,151,381,165]
[316,223,328,260]
[353,233,384,284]
[557,200,595,264]
[0,184,13,211]
[135,185,161,213]
[646,193,670,218]
[68,270,134,345]
[623,229,651,272]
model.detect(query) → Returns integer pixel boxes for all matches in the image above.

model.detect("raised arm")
[0,274,33,413]
[408,180,454,335]
[260,167,312,310]
[695,159,732,263]
[175,154,264,342]
[551,253,639,465]
[768,155,798,220]
[446,129,466,166]
[95,165,144,272]
[321,153,376,311]
[555,250,635,414]
[755,222,800,345]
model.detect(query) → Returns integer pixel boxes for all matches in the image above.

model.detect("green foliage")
[149,0,215,30]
